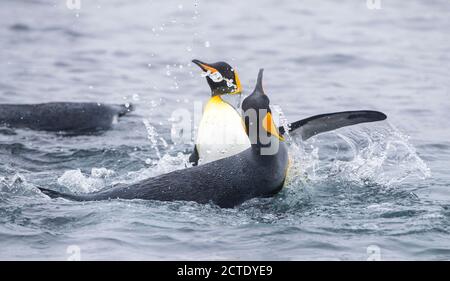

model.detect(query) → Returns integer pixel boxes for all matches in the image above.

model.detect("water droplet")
[132,94,140,101]
[204,41,210,48]
[178,4,183,10]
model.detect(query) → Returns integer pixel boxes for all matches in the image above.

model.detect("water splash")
[57,168,115,193]
[272,104,291,141]
[286,122,431,188]
[0,174,42,196]
[271,105,320,186]
[112,152,190,186]
[142,119,162,161]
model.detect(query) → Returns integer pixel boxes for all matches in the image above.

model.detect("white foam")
[286,121,431,188]
[0,174,42,196]
[57,168,115,193]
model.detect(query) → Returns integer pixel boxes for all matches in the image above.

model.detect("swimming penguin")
[0,102,134,133]
[190,59,250,165]
[190,60,387,166]
[38,69,288,208]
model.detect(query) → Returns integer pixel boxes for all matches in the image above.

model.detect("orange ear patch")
[230,70,242,94]
[262,112,285,141]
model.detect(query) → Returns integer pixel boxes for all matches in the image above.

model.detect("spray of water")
[285,120,431,189]
[0,174,43,196]
[142,118,162,161]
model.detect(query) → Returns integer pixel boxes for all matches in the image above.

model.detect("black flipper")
[38,187,83,201]
[279,110,387,141]
[188,145,200,166]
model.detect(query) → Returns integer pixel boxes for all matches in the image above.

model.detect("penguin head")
[192,59,242,96]
[242,69,284,146]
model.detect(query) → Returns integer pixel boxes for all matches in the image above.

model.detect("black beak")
[192,59,217,73]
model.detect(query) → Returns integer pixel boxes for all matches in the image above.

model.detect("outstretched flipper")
[279,110,387,141]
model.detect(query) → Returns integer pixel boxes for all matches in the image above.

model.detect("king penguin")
[190,59,250,165]
[38,69,289,208]
[190,60,388,167]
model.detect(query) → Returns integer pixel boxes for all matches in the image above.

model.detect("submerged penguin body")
[40,144,288,208]
[0,102,133,133]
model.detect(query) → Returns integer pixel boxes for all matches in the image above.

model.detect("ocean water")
[0,0,449,260]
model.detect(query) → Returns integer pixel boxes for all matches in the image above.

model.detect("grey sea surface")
[0,0,449,260]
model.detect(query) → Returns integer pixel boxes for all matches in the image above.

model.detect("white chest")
[196,97,251,164]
